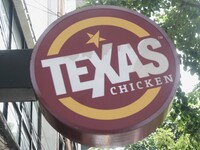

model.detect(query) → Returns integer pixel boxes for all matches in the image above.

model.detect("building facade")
[0,0,85,150]
[0,0,40,149]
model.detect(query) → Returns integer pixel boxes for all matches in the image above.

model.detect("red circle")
[30,6,179,147]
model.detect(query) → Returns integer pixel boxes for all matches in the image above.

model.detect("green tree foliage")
[125,86,200,149]
[84,0,200,149]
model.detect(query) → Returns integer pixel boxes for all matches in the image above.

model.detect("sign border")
[30,5,180,147]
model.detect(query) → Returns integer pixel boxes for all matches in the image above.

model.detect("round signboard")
[30,6,180,147]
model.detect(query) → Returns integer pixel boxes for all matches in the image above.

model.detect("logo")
[30,6,179,147]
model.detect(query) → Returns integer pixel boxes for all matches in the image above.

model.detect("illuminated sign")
[30,6,180,147]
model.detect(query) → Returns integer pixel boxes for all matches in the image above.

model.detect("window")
[0,0,9,48]
[12,17,23,49]
[32,102,39,135]
[32,102,40,149]
[0,103,3,112]
[22,107,31,132]
[21,125,30,150]
[0,1,7,49]
[7,102,20,143]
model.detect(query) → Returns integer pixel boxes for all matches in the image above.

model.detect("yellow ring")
[59,87,160,120]
[47,17,150,56]
[48,16,154,120]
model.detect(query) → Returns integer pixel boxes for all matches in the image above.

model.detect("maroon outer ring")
[30,5,180,147]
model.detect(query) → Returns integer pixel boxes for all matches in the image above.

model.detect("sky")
[180,64,198,93]
[24,0,76,38]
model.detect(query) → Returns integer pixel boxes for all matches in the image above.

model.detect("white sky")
[65,0,76,13]
[25,0,76,38]
[180,65,199,93]
[25,0,48,38]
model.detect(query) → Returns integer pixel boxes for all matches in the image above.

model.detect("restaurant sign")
[30,6,180,147]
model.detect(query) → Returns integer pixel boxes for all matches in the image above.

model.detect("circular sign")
[30,6,180,147]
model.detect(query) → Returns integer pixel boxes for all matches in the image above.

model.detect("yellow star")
[86,31,106,48]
